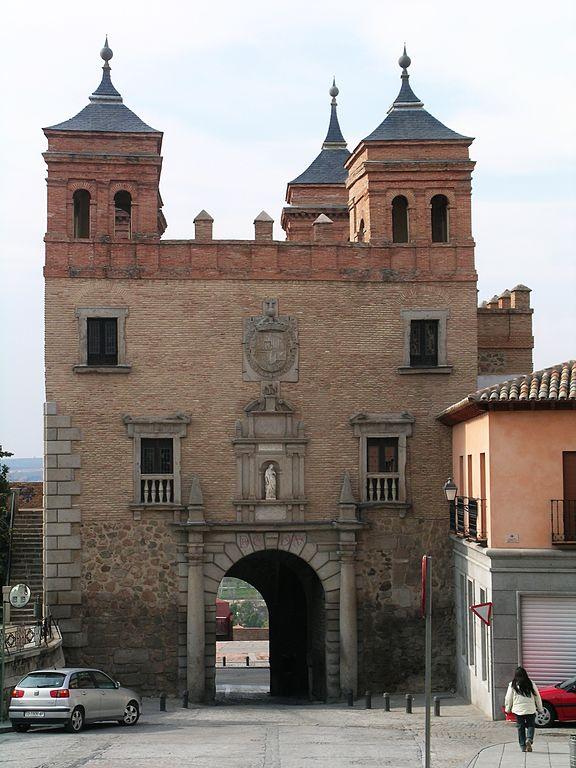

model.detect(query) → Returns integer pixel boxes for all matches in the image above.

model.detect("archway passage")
[225,550,326,700]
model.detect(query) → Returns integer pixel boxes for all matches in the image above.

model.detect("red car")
[502,676,576,727]
[536,675,576,727]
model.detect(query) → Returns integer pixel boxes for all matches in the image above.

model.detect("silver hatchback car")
[9,668,142,733]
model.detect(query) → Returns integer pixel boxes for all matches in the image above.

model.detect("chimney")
[498,290,511,309]
[194,210,214,241]
[254,211,274,241]
[511,284,531,310]
[313,214,334,242]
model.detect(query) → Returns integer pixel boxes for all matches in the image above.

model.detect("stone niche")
[233,387,307,523]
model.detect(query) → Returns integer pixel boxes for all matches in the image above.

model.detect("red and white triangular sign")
[471,602,493,626]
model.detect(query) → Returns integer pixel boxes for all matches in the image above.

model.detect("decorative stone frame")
[123,413,190,509]
[398,308,452,375]
[350,412,414,513]
[73,306,131,374]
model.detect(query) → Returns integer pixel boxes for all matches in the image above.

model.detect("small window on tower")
[392,195,409,243]
[431,194,449,242]
[357,219,365,243]
[73,189,91,238]
[410,319,439,367]
[86,318,118,366]
[114,190,132,239]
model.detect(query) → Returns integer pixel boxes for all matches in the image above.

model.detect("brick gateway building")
[42,41,531,700]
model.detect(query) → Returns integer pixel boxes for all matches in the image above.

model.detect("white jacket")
[504,682,543,715]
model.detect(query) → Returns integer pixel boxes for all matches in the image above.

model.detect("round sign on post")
[9,583,31,608]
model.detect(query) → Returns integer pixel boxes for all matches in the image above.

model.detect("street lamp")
[443,477,458,503]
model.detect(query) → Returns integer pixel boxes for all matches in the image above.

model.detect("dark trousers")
[515,713,535,748]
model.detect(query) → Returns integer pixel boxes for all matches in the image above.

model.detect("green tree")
[0,445,14,589]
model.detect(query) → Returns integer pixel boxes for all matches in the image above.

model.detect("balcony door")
[563,452,576,542]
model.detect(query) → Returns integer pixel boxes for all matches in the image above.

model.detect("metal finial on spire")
[398,43,411,72]
[100,36,113,66]
[329,76,339,105]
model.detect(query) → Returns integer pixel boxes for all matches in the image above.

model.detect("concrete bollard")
[347,690,354,707]
[246,656,250,667]
[223,656,226,667]
[405,694,413,714]
[570,734,576,768]
[159,693,167,711]
[182,690,189,709]
[365,691,372,709]
[383,692,390,711]
[434,696,441,717]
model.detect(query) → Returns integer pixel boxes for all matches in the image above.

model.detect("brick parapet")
[45,239,477,282]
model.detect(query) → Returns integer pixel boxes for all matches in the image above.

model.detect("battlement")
[44,235,476,283]
[477,286,533,376]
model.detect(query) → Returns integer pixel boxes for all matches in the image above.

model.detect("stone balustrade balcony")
[140,474,174,504]
[366,473,399,502]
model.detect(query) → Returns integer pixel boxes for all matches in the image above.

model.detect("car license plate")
[24,712,45,718]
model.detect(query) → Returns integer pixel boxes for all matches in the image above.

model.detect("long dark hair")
[512,666,535,697]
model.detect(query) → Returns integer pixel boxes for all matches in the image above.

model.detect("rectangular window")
[459,456,464,497]
[366,437,399,502]
[467,579,475,669]
[480,587,488,682]
[141,438,173,475]
[467,454,473,498]
[409,319,438,367]
[140,437,174,504]
[460,574,467,657]
[86,318,118,366]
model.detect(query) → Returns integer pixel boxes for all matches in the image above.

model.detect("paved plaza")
[1,693,573,768]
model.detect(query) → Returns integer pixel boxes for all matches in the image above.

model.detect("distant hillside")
[5,458,43,482]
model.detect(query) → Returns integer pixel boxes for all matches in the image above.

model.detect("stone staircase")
[8,505,44,624]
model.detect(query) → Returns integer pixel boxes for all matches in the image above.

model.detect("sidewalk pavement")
[469,738,570,767]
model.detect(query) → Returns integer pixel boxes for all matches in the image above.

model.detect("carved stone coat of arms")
[243,299,299,382]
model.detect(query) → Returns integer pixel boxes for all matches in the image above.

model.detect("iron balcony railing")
[551,500,576,544]
[450,496,487,543]
[3,615,61,656]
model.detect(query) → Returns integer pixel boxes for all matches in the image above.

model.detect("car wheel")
[118,700,140,726]
[65,706,85,733]
[13,724,30,733]
[535,702,555,728]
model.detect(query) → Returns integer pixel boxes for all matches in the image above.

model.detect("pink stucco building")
[439,361,576,718]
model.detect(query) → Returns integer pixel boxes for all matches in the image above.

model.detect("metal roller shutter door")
[520,595,576,685]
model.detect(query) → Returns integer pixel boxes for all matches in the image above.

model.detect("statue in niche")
[264,463,277,500]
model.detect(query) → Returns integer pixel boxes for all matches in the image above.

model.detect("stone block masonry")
[43,402,84,646]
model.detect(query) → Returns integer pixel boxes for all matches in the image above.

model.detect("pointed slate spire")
[391,45,424,109]
[362,45,470,142]
[46,38,159,132]
[323,78,347,148]
[90,36,123,103]
[288,79,350,185]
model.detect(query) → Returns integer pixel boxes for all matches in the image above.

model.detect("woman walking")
[504,666,544,752]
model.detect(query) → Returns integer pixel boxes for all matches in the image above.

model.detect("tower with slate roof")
[346,47,475,249]
[282,79,351,241]
[43,38,166,244]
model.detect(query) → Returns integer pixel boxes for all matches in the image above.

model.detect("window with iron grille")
[86,318,118,366]
[141,438,173,475]
[410,319,438,367]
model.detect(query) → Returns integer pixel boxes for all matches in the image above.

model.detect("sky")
[1,0,575,457]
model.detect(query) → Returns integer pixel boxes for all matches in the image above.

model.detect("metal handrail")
[551,499,576,544]
[449,496,487,543]
[0,490,16,589]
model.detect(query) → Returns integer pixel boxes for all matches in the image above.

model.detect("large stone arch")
[200,529,342,701]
